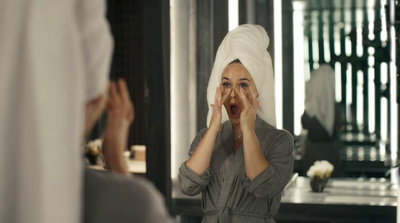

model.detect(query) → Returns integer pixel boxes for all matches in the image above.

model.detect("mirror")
[290,0,396,178]
[170,0,396,181]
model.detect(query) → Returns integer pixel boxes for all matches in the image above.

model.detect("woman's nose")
[230,86,237,98]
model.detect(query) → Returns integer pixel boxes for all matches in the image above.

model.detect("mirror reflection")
[292,0,392,179]
[172,0,398,222]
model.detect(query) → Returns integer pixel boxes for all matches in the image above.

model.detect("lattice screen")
[294,0,391,141]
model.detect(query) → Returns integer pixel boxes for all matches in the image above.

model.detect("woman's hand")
[102,79,134,176]
[186,87,230,175]
[237,86,258,133]
[238,86,269,180]
[209,87,231,133]
[106,79,134,125]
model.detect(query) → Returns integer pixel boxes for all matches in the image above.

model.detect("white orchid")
[307,160,334,179]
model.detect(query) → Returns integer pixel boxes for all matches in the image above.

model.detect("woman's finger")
[128,102,135,123]
[218,87,224,107]
[214,87,219,106]
[109,81,119,101]
[117,79,131,102]
[237,88,249,109]
[221,88,231,104]
[249,86,258,108]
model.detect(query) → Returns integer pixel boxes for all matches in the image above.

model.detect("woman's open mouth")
[230,104,240,119]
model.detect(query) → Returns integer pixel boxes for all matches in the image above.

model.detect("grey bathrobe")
[179,116,294,223]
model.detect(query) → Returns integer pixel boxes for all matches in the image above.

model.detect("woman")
[302,64,337,142]
[301,64,344,177]
[178,24,294,222]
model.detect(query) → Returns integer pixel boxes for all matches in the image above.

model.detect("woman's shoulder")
[255,118,293,143]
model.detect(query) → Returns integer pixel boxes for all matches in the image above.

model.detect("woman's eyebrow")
[222,77,230,81]
[239,78,250,82]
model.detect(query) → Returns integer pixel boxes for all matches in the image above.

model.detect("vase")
[310,176,328,192]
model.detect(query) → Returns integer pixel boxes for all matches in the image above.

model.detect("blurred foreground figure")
[0,1,112,222]
[83,80,174,223]
[0,1,173,223]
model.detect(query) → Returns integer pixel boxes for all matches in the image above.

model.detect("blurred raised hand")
[102,79,134,176]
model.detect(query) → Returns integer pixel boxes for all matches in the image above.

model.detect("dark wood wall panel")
[106,0,145,146]
[143,0,171,209]
[106,0,171,209]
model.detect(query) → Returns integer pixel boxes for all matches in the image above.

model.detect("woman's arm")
[101,79,134,176]
[185,87,231,175]
[185,128,219,175]
[178,129,210,196]
[242,129,270,180]
[237,87,269,180]
[242,131,294,198]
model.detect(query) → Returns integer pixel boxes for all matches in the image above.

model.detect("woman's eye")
[240,83,248,88]
[222,83,231,88]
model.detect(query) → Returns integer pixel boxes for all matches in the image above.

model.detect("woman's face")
[220,63,258,124]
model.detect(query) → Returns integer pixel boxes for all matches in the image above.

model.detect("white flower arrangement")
[307,160,334,179]
[84,139,103,165]
[85,139,103,155]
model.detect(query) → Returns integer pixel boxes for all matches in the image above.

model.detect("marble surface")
[281,175,397,206]
[276,176,396,222]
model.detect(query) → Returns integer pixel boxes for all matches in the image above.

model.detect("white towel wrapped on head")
[206,24,276,127]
